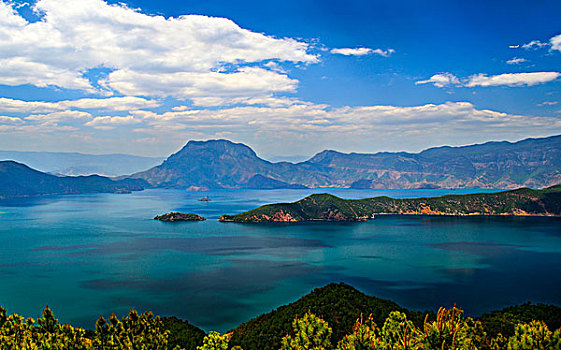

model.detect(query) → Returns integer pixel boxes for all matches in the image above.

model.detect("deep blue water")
[0,188,560,332]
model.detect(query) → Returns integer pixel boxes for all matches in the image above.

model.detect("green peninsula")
[154,212,206,222]
[218,185,561,223]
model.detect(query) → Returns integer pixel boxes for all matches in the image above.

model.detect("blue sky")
[0,0,560,159]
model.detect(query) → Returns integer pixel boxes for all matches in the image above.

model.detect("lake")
[1,188,560,332]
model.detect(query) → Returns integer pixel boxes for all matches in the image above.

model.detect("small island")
[154,212,206,222]
[218,185,561,223]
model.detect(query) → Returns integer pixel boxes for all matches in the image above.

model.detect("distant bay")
[0,188,560,332]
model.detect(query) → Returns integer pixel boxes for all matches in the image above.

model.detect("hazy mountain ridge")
[0,161,148,199]
[0,150,163,177]
[133,135,561,189]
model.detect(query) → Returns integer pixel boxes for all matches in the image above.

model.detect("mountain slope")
[0,150,163,176]
[218,185,561,222]
[131,135,561,189]
[131,140,312,189]
[0,161,147,199]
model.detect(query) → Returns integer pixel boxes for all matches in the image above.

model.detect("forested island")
[1,283,560,350]
[154,212,206,221]
[219,185,561,223]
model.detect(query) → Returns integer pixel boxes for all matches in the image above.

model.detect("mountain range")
[1,135,560,200]
[0,150,163,177]
[132,135,561,189]
[0,161,147,199]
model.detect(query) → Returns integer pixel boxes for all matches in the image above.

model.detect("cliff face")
[218,185,561,222]
[131,135,561,190]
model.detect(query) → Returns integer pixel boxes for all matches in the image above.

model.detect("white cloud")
[415,73,460,87]
[103,66,298,99]
[0,0,317,99]
[0,97,159,113]
[60,97,160,111]
[538,101,559,107]
[522,40,549,50]
[0,115,23,123]
[25,110,92,121]
[330,47,394,57]
[551,34,561,52]
[85,115,140,129]
[506,57,527,65]
[509,45,519,49]
[465,72,560,87]
[417,72,560,88]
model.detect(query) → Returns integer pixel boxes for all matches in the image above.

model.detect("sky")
[0,0,560,160]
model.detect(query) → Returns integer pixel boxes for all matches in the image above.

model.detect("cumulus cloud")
[0,115,23,124]
[85,115,140,129]
[415,73,460,87]
[465,72,560,87]
[417,72,560,88]
[25,110,92,121]
[103,67,298,99]
[2,96,560,156]
[522,40,549,50]
[0,97,159,113]
[331,47,394,57]
[551,34,561,52]
[0,0,317,100]
[506,57,527,65]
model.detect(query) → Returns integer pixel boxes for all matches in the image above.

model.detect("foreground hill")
[219,185,561,222]
[0,150,163,176]
[0,161,147,199]
[131,135,561,189]
[2,282,560,350]
[229,282,427,350]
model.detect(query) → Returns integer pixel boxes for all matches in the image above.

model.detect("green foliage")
[280,311,332,350]
[220,185,561,223]
[507,320,561,350]
[336,314,384,350]
[0,306,185,350]
[479,302,561,338]
[229,283,425,350]
[2,288,561,350]
[196,331,231,350]
[282,307,561,350]
[418,306,486,350]
[379,311,418,349]
[162,316,207,350]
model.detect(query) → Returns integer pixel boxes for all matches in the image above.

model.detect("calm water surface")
[0,188,560,332]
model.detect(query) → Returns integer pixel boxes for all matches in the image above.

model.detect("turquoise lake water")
[1,188,560,332]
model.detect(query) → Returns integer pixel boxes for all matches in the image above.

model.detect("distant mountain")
[0,150,163,177]
[243,174,308,189]
[218,185,561,223]
[0,161,147,199]
[131,140,312,189]
[132,135,561,189]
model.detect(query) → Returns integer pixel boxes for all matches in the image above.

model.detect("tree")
[336,314,384,350]
[281,311,332,350]
[197,331,231,350]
